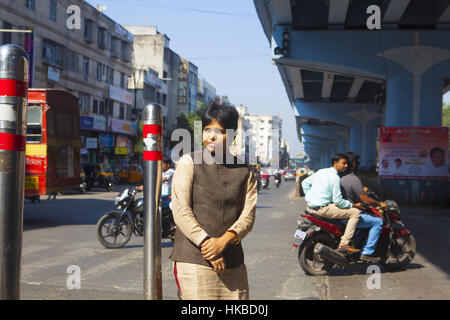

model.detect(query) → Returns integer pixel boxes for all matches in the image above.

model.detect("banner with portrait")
[378,127,449,181]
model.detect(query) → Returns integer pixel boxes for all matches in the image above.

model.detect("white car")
[283,170,296,181]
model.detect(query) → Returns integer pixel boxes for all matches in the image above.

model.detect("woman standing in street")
[171,98,257,300]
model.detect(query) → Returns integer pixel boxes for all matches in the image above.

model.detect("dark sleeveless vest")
[171,150,250,268]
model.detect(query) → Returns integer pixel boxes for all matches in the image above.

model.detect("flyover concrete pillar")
[296,102,381,168]
[382,48,450,127]
[300,123,348,154]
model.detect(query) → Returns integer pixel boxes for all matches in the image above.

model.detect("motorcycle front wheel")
[96,211,133,249]
[299,233,336,276]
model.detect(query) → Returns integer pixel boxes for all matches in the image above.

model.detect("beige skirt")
[173,261,249,300]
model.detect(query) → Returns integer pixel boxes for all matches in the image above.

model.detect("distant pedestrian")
[47,191,57,200]
[171,98,257,300]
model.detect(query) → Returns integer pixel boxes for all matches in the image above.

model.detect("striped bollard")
[142,103,163,300]
[0,44,29,300]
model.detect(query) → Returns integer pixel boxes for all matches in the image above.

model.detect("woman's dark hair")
[201,97,239,132]
[330,153,348,166]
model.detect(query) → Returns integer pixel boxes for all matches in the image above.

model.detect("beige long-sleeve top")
[172,154,257,247]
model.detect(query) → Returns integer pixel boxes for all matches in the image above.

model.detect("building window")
[65,49,79,73]
[120,73,125,89]
[79,93,90,113]
[144,85,155,101]
[106,99,114,116]
[106,67,114,84]
[2,22,12,44]
[84,20,93,43]
[162,94,167,106]
[49,0,57,22]
[82,56,89,78]
[110,36,119,57]
[42,39,63,68]
[93,99,99,114]
[99,100,105,115]
[121,41,131,62]
[97,62,103,81]
[98,27,107,50]
[156,92,161,104]
[26,0,35,10]
[119,104,125,120]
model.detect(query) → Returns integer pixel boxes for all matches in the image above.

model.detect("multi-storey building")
[197,75,217,107]
[245,113,283,168]
[124,26,169,117]
[0,0,136,167]
[125,25,217,157]
[234,105,252,163]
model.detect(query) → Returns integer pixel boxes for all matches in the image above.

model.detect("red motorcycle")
[292,199,416,276]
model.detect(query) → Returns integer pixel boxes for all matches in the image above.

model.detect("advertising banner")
[92,114,106,131]
[80,116,94,130]
[109,118,136,135]
[115,147,128,155]
[378,127,449,181]
[86,137,98,149]
[99,133,114,148]
[109,85,132,105]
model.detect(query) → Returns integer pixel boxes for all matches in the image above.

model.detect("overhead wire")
[91,0,255,17]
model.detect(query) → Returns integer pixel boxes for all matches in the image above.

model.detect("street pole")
[142,103,163,300]
[0,44,29,300]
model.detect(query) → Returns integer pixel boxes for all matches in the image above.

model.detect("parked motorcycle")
[96,187,176,249]
[293,199,416,276]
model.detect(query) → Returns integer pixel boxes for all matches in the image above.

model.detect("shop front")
[80,114,107,165]
[108,117,137,169]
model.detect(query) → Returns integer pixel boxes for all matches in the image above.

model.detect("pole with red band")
[142,103,163,300]
[0,44,29,300]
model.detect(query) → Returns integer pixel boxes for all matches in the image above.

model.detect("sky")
[85,0,450,157]
[85,0,303,156]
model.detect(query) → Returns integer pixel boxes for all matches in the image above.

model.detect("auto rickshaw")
[116,164,143,184]
[128,164,143,183]
[117,166,129,184]
[98,163,115,192]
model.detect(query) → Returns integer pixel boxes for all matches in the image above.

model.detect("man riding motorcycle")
[274,170,282,187]
[339,152,385,262]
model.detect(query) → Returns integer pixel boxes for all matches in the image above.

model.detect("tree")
[443,103,450,127]
[169,103,207,151]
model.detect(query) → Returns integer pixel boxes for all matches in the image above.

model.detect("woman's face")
[203,119,227,154]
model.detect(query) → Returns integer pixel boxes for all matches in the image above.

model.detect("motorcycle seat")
[304,211,347,231]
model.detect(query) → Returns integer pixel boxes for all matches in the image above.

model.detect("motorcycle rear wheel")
[382,234,416,271]
[97,211,133,249]
[299,233,336,276]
